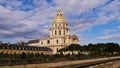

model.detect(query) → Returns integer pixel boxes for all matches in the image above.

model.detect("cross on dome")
[57,7,62,16]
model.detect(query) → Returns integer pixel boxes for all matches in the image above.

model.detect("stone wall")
[88,60,120,68]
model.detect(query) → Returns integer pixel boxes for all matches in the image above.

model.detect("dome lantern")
[52,7,66,24]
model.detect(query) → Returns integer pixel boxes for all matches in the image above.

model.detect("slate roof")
[28,39,39,44]
[0,44,52,51]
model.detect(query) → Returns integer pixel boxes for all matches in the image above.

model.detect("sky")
[0,0,120,45]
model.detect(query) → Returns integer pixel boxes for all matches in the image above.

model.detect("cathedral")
[28,7,79,54]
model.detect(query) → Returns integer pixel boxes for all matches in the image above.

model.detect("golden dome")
[52,7,66,24]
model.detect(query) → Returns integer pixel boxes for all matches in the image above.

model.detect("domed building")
[28,7,79,54]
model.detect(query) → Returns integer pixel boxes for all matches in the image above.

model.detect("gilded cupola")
[52,7,67,24]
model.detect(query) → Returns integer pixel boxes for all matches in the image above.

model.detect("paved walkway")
[0,56,120,68]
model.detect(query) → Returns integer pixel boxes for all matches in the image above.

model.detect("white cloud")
[97,33,120,40]
[104,29,117,35]
[0,0,120,44]
[0,30,14,35]
[118,26,120,29]
[0,0,57,41]
[66,0,120,34]
[55,0,107,14]
[97,25,120,40]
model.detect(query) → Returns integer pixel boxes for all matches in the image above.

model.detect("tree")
[59,44,81,52]
[20,52,26,59]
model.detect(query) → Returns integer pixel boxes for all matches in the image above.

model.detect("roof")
[28,39,39,44]
[0,44,52,51]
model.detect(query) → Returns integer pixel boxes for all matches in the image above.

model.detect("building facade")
[28,7,79,54]
[0,44,52,55]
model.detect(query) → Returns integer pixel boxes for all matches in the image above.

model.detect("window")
[47,40,50,44]
[41,42,43,45]
[55,31,57,35]
[73,38,76,40]
[59,30,61,35]
[22,48,24,50]
[59,24,61,26]
[17,47,19,50]
[64,40,65,44]
[64,31,65,35]
[7,46,9,49]
[56,40,58,44]
[19,47,21,50]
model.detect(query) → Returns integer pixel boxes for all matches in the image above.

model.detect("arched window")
[56,40,58,44]
[64,31,65,35]
[47,40,50,44]
[55,31,57,35]
[59,30,61,35]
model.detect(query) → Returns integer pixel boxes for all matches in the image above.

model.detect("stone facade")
[28,7,79,54]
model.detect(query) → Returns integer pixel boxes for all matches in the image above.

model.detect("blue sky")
[0,0,120,45]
